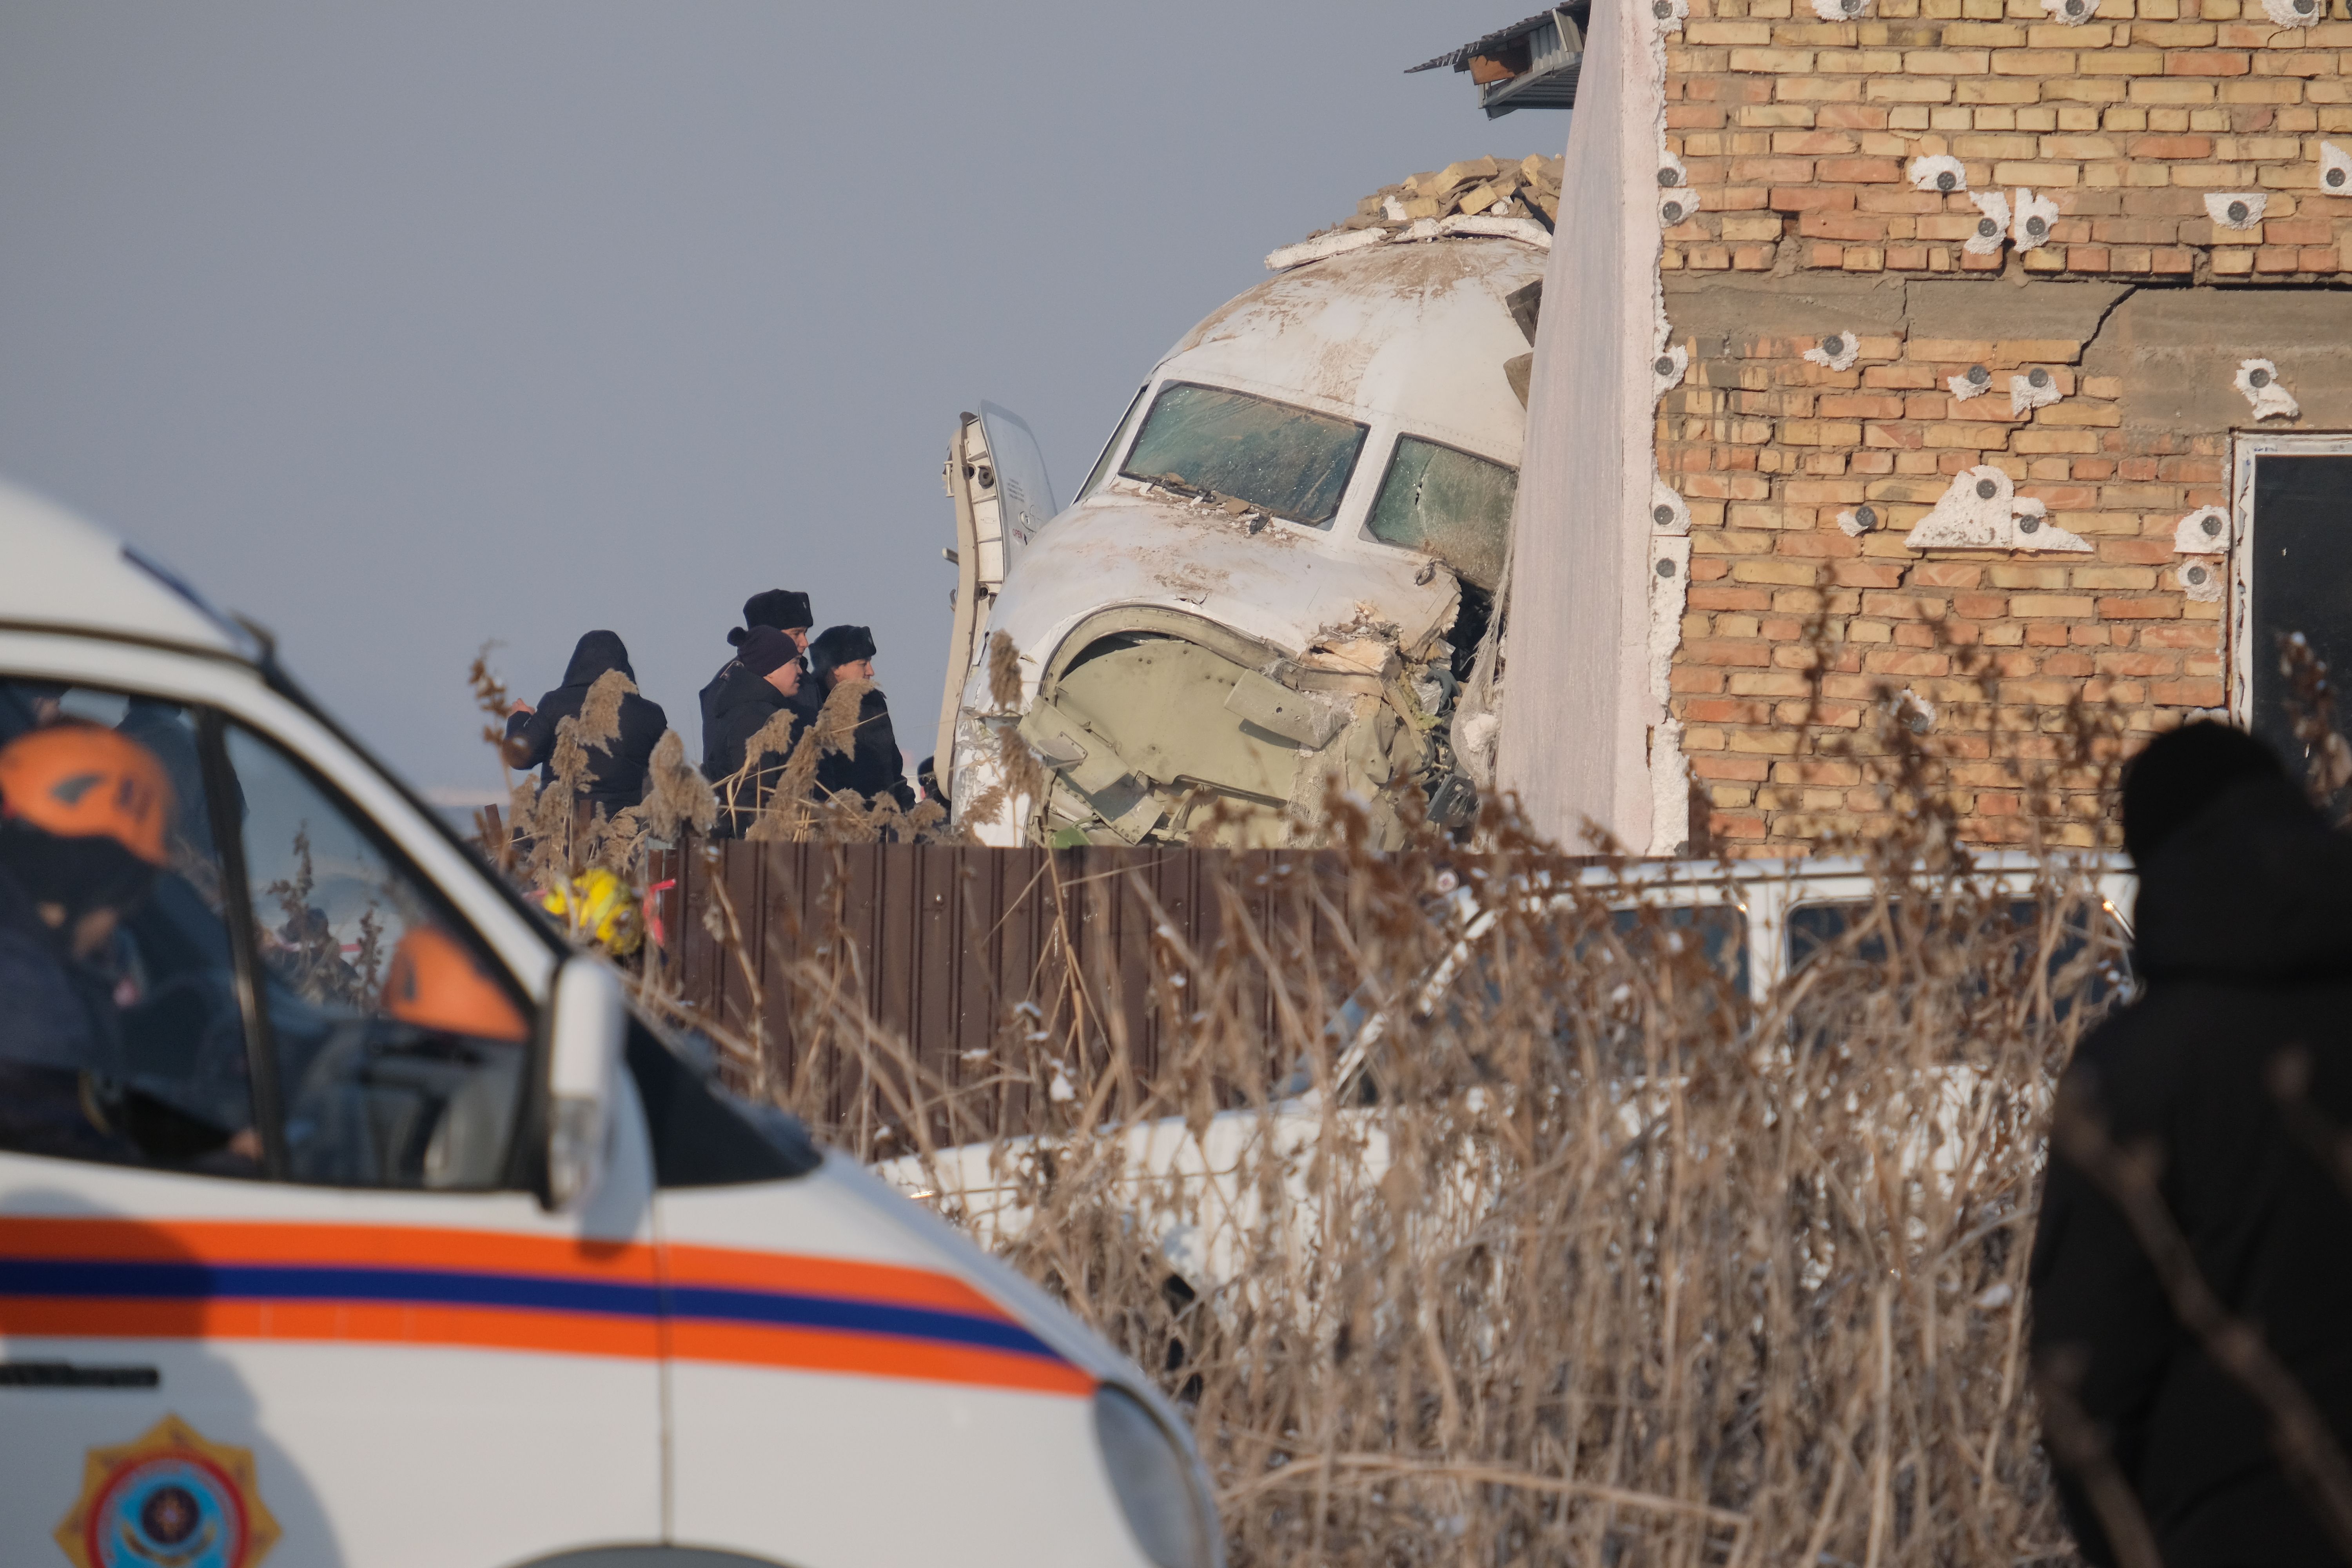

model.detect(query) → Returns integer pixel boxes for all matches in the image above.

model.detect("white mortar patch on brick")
[2261,0,2321,28]
[1647,535,1692,709]
[2010,367,2062,417]
[1652,342,1688,396]
[1656,148,1687,197]
[1651,0,1688,36]
[1651,479,1691,535]
[2205,192,2267,231]
[2178,559,2224,603]
[2042,0,2099,25]
[1658,190,1695,227]
[1965,191,2011,256]
[1907,154,1967,194]
[1947,364,1993,401]
[1646,717,1691,857]
[2011,190,2060,252]
[1803,331,1860,371]
[1645,533,1692,855]
[2322,143,2352,195]
[1837,503,1882,538]
[1902,466,2091,553]
[2236,358,2299,420]
[1810,0,1870,18]
[1887,688,1937,735]
[2174,506,2231,554]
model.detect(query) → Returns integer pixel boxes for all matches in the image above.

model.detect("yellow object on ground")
[541,866,641,956]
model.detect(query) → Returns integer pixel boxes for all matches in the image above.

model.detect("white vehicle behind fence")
[881,853,2136,1306]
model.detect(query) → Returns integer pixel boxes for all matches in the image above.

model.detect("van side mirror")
[543,958,624,1212]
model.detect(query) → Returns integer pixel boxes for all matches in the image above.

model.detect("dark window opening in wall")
[2249,455,2352,773]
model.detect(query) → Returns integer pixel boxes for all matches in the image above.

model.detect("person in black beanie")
[808,624,916,813]
[701,626,810,835]
[2031,720,2352,1568]
[697,588,814,745]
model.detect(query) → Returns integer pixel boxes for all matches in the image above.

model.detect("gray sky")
[0,2,1567,798]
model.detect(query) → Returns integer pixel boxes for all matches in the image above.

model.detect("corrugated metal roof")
[1404,9,1564,73]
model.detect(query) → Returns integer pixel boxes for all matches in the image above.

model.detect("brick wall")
[1653,0,2349,851]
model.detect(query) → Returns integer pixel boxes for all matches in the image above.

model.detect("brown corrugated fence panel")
[649,838,1363,1144]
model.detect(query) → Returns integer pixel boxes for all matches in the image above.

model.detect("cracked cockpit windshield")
[1118,382,1368,526]
[1366,436,1517,590]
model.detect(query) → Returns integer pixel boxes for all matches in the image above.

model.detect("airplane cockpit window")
[1081,384,1150,502]
[1365,436,1518,591]
[1118,382,1368,527]
[0,682,260,1173]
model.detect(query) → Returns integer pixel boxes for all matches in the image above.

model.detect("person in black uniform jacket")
[808,625,916,813]
[700,628,809,836]
[697,589,813,746]
[502,630,668,820]
[2031,720,2352,1568]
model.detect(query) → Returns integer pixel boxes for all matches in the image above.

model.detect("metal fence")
[648,839,1339,1142]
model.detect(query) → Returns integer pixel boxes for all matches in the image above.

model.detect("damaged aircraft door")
[935,403,1059,779]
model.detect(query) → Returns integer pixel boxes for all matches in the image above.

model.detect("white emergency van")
[0,482,1220,1568]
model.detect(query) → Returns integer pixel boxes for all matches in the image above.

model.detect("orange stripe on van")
[3,1300,1089,1393]
[0,1216,1087,1395]
[659,1243,1006,1318]
[0,1298,662,1359]
[0,1217,657,1280]
[668,1320,1095,1396]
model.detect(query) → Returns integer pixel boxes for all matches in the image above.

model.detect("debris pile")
[1316,154,1564,240]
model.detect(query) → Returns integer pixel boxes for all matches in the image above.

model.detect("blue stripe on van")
[0,1260,1058,1361]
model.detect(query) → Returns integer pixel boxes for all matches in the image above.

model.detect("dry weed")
[477,636,2352,1566]
[644,701,2134,1567]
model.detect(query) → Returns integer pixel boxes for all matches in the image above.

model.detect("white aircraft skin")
[942,234,1550,847]
[0,485,1218,1568]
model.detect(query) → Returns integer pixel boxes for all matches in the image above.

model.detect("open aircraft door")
[935,402,1057,777]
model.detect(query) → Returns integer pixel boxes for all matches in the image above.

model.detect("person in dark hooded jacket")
[503,631,668,820]
[697,589,813,744]
[808,624,916,813]
[700,628,810,836]
[2030,721,2352,1568]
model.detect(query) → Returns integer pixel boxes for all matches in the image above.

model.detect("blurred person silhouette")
[808,624,915,813]
[502,631,668,821]
[119,695,242,857]
[697,588,813,742]
[700,627,810,835]
[0,724,183,1160]
[0,681,64,745]
[2031,720,2352,1568]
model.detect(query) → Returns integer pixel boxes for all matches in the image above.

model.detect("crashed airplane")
[933,176,1555,848]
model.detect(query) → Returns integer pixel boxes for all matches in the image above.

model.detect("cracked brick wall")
[1653,0,2352,851]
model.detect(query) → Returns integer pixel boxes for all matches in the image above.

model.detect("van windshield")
[1366,436,1518,590]
[1119,383,1367,527]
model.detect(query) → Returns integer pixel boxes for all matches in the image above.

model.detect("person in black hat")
[502,631,668,820]
[700,627,811,835]
[2031,720,2352,1568]
[697,588,814,745]
[808,624,915,813]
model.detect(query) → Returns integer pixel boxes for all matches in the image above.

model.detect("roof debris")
[1306,154,1565,243]
[1406,7,1585,117]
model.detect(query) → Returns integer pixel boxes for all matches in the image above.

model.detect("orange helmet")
[381,926,530,1042]
[0,724,174,867]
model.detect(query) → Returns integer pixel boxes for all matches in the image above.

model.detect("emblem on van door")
[54,1414,281,1568]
